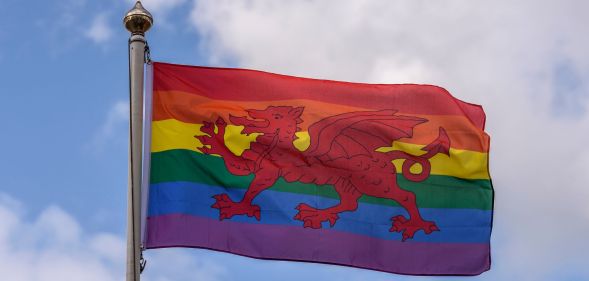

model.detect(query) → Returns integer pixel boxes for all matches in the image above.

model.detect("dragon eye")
[273,114,283,119]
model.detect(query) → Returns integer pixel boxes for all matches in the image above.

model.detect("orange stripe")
[152,90,489,152]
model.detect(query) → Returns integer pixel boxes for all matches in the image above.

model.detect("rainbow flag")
[144,62,493,275]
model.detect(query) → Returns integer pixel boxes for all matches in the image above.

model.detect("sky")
[0,0,588,280]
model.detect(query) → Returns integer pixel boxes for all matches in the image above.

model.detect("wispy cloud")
[189,1,589,280]
[551,58,588,117]
[86,13,113,45]
[35,0,89,56]
[86,100,128,154]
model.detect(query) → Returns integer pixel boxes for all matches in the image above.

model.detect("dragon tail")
[420,127,450,159]
[388,127,450,182]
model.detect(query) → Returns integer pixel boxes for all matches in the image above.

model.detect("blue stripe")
[148,181,492,243]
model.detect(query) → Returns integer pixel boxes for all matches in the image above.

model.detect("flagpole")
[124,2,152,281]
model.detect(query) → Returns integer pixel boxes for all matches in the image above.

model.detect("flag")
[144,62,493,275]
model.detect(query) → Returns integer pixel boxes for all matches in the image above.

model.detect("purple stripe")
[146,214,490,275]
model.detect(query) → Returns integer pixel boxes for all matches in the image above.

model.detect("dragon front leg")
[211,168,279,221]
[195,117,230,156]
[294,179,361,229]
[195,117,254,176]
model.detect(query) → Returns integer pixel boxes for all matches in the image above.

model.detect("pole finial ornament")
[124,1,153,35]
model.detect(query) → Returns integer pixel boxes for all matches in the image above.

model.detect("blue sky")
[0,0,588,280]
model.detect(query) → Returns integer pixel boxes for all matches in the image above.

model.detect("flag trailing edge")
[143,62,493,276]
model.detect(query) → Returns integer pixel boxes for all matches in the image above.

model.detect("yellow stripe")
[151,119,489,180]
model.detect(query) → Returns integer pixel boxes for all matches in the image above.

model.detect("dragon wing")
[304,110,427,160]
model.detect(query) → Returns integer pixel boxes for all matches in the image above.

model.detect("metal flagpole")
[123,2,152,281]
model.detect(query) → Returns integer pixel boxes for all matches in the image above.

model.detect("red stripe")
[153,62,486,130]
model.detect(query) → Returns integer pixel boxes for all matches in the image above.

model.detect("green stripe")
[150,149,493,210]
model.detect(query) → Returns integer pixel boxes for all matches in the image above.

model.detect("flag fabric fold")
[144,62,493,275]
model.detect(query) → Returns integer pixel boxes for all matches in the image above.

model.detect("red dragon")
[196,106,450,241]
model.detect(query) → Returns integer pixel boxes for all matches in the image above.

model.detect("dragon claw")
[328,216,337,227]
[202,122,213,134]
[253,208,261,221]
[424,224,440,234]
[211,193,261,221]
[199,146,210,154]
[389,215,439,241]
[391,215,408,223]
[294,203,340,229]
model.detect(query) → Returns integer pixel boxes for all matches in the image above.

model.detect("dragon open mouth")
[229,114,270,134]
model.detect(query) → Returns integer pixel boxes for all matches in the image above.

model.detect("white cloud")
[34,206,82,247]
[86,100,129,153]
[190,1,589,280]
[0,193,226,281]
[86,13,113,44]
[0,194,123,281]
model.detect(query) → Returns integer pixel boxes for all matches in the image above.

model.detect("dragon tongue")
[230,115,269,129]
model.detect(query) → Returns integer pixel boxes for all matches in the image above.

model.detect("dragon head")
[230,106,304,141]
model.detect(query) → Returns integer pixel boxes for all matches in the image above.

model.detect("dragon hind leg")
[294,180,361,229]
[352,172,439,241]
[387,189,439,241]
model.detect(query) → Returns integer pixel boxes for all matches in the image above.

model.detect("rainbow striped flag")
[144,62,493,275]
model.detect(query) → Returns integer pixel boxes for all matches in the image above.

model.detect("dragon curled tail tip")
[422,127,451,157]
